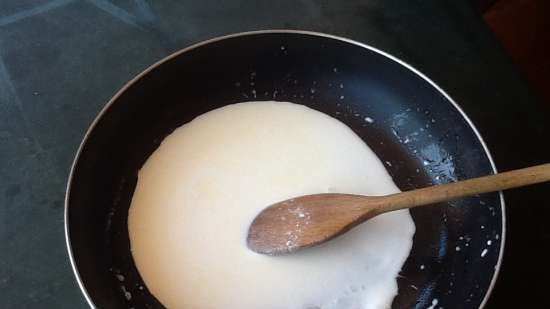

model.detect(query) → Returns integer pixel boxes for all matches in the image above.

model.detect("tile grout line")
[0,0,75,28]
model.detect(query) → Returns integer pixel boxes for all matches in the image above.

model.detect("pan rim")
[64,29,505,309]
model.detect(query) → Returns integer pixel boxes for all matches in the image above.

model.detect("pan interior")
[66,31,503,309]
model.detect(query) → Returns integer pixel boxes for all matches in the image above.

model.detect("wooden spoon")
[247,163,550,255]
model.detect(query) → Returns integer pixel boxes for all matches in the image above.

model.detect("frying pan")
[65,30,505,309]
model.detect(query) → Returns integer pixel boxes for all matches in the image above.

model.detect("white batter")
[128,101,415,309]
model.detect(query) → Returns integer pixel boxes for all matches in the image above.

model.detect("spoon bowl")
[247,194,379,255]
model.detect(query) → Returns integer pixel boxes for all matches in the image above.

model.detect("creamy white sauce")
[128,101,415,309]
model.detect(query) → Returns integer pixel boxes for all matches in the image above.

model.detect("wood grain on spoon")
[247,163,550,255]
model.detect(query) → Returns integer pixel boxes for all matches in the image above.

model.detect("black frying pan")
[65,30,504,309]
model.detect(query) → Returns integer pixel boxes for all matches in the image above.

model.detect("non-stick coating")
[66,31,504,309]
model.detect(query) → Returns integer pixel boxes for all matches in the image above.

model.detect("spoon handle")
[379,163,550,212]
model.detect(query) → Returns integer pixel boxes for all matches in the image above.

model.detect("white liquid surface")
[128,101,415,309]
